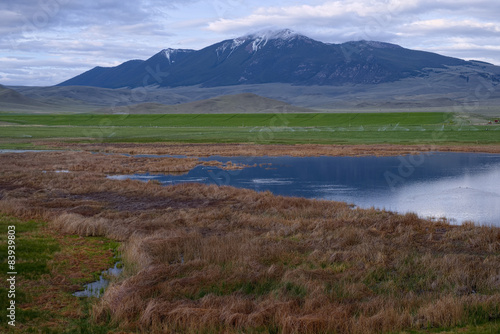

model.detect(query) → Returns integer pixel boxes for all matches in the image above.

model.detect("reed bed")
[0,151,499,333]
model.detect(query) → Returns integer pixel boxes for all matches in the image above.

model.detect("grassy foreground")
[0,151,499,333]
[0,214,121,333]
[0,112,499,146]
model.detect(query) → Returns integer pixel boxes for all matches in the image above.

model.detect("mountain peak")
[230,29,305,52]
[245,28,299,41]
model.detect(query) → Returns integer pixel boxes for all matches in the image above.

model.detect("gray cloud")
[0,0,195,85]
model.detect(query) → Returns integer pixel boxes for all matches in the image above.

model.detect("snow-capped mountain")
[219,29,304,54]
[58,29,498,88]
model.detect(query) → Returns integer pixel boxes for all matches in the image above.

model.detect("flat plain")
[0,112,499,147]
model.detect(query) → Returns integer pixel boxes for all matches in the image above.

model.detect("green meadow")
[0,112,498,145]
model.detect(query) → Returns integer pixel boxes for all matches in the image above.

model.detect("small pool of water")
[108,153,500,226]
[73,262,123,298]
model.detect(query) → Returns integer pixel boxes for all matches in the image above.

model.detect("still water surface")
[109,153,500,226]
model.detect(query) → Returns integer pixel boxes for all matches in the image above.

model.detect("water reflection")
[108,153,500,226]
[388,168,500,224]
[73,262,123,298]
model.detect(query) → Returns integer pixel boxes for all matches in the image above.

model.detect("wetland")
[1,147,500,333]
[110,152,500,226]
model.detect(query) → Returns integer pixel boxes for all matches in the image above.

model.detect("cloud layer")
[1,0,499,86]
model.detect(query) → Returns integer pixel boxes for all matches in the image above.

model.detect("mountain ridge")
[58,29,493,89]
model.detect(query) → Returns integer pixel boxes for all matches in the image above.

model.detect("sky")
[1,0,500,86]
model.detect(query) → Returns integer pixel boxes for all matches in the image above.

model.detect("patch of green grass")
[0,216,59,279]
[463,320,500,333]
[320,261,348,273]
[0,215,40,233]
[0,214,123,333]
[325,280,358,302]
[0,142,41,150]
[193,279,281,299]
[406,320,500,333]
[362,253,442,296]
[0,112,452,127]
[67,299,124,334]
[282,281,307,299]
[466,304,500,326]
[0,112,498,145]
[191,279,307,301]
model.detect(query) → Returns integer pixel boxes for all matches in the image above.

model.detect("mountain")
[95,93,315,114]
[59,29,494,89]
[60,49,195,88]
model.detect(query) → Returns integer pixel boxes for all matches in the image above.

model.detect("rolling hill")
[95,93,316,114]
[0,84,44,106]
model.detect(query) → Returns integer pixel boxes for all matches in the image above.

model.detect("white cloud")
[404,19,500,35]
[206,1,388,33]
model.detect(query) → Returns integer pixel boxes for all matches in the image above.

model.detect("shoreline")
[29,141,500,157]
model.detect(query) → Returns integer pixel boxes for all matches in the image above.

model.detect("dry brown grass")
[1,151,500,333]
[34,141,500,157]
[51,213,108,236]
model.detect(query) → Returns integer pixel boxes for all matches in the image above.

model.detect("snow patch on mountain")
[163,49,174,63]
[215,29,302,59]
[216,38,246,59]
[247,29,299,41]
[251,37,267,52]
[246,29,299,51]
[162,49,193,64]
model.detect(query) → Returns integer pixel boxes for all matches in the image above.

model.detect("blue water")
[108,153,500,226]
[73,262,123,298]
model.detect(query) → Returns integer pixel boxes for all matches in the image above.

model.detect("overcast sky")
[2,0,500,86]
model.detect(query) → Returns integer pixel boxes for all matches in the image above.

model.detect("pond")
[108,153,500,226]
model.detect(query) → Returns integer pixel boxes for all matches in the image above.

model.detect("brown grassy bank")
[34,141,500,157]
[0,150,241,176]
[0,152,499,333]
